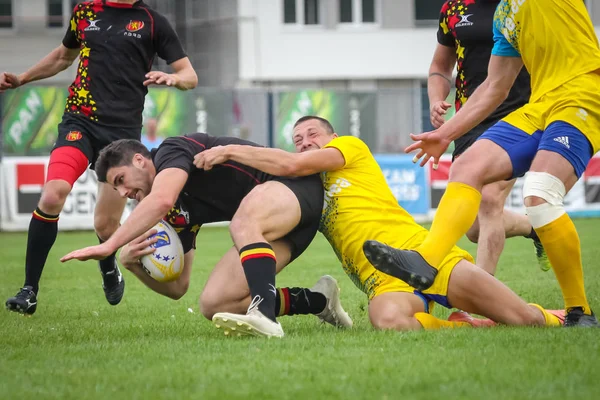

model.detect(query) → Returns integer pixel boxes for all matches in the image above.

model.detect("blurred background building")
[1,0,599,152]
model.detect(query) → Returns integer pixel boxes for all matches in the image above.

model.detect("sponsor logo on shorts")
[126,20,144,32]
[553,136,570,149]
[66,131,82,141]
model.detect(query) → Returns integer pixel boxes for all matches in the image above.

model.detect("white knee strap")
[522,172,566,205]
[523,172,567,228]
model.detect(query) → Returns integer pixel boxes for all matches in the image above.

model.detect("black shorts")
[274,174,324,261]
[452,120,499,161]
[54,114,141,169]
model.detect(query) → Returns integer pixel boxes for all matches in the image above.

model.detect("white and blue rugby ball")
[140,220,185,283]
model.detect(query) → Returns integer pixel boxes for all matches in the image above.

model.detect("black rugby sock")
[24,208,59,294]
[275,287,327,316]
[240,242,277,322]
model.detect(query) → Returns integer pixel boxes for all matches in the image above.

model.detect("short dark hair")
[95,139,151,182]
[294,115,335,134]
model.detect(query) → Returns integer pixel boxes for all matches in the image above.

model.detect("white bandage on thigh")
[523,172,567,229]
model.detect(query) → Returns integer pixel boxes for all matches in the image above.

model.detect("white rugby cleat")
[212,295,284,338]
[311,275,353,328]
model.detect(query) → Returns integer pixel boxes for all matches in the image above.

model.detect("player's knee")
[479,189,505,217]
[523,172,566,228]
[449,153,483,187]
[38,181,72,213]
[229,212,260,244]
[370,310,414,331]
[94,214,120,241]
[466,222,480,243]
[198,291,219,320]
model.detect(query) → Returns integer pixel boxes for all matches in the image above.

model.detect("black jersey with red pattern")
[437,0,530,123]
[62,0,186,128]
[153,133,274,253]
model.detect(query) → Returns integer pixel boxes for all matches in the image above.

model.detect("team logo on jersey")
[164,203,190,227]
[126,20,145,32]
[576,108,589,122]
[455,14,474,28]
[65,131,82,141]
[84,19,102,31]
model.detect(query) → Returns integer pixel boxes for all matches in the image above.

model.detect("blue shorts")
[478,120,593,178]
[414,290,452,313]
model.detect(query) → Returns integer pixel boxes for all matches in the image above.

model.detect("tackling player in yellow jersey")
[194,116,564,331]
[372,0,599,327]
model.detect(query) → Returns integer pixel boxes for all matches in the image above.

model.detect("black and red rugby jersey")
[62,0,186,128]
[437,0,530,123]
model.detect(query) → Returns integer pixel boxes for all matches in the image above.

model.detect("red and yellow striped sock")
[25,207,60,293]
[239,242,277,321]
[276,288,290,316]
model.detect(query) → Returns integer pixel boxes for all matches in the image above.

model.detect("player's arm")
[143,57,198,90]
[145,12,198,90]
[436,54,523,142]
[194,145,345,177]
[428,44,455,102]
[0,45,79,91]
[428,44,456,128]
[61,168,188,263]
[120,224,197,299]
[121,244,195,300]
[105,168,187,253]
[169,57,198,90]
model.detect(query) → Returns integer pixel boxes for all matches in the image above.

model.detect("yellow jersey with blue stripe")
[493,0,600,103]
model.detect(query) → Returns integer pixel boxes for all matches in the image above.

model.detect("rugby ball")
[140,220,185,282]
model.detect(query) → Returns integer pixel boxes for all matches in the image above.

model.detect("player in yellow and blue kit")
[194,116,565,331]
[377,0,600,327]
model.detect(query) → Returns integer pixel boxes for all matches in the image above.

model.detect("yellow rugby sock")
[417,182,481,268]
[414,312,469,330]
[528,304,562,327]
[535,214,591,314]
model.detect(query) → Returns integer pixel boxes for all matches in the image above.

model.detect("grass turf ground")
[1,219,599,399]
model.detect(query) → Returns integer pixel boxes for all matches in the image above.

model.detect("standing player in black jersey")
[2,0,197,315]
[60,133,352,337]
[427,0,548,275]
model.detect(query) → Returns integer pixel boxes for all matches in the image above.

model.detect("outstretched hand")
[404,130,452,169]
[60,242,115,263]
[193,146,228,171]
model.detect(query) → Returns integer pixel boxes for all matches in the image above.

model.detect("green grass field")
[1,220,599,400]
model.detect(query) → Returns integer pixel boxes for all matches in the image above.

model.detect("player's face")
[292,121,336,153]
[106,154,153,202]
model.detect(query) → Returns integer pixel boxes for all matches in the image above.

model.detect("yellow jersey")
[320,136,426,295]
[493,0,600,103]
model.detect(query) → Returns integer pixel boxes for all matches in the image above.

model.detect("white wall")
[238,0,600,82]
[238,0,437,81]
